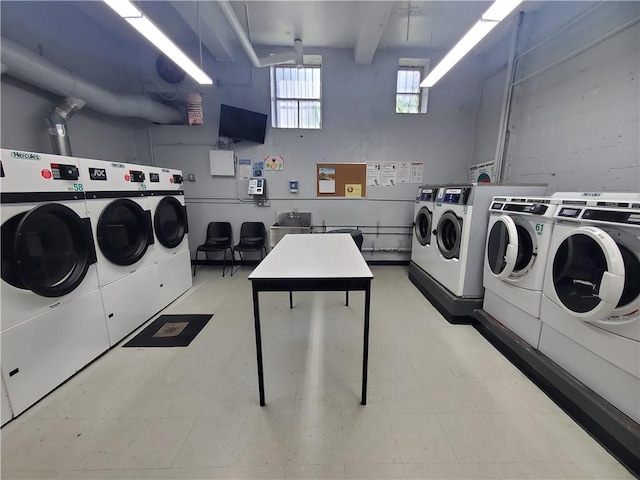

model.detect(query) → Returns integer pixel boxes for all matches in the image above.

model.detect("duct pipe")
[218,0,299,67]
[1,37,183,124]
[0,63,7,75]
[46,97,86,156]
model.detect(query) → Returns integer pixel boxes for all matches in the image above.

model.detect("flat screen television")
[218,104,267,144]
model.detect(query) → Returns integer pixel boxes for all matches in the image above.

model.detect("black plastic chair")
[193,222,233,277]
[232,222,267,274]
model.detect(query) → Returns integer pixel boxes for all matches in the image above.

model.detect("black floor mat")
[123,314,213,347]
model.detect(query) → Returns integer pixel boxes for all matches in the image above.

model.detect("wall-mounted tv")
[218,104,268,144]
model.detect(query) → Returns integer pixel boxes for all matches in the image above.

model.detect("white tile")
[225,466,286,479]
[461,462,526,479]
[288,412,345,465]
[420,378,479,413]
[340,411,402,464]
[344,463,406,479]
[390,413,458,464]
[172,416,244,468]
[284,464,346,479]
[403,463,467,479]
[232,411,294,467]
[459,378,523,413]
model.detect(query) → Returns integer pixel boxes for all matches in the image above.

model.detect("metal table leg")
[361,281,371,405]
[252,283,265,406]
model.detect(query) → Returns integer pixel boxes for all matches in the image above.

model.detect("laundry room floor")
[1,266,633,479]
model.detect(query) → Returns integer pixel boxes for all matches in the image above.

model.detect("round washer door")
[97,199,152,266]
[154,197,187,249]
[486,215,518,280]
[414,206,433,246]
[436,211,462,259]
[551,226,625,323]
[600,231,640,325]
[1,204,96,297]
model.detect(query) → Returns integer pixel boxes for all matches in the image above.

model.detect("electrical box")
[248,177,265,196]
[209,150,235,177]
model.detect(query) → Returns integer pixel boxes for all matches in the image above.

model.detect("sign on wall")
[469,161,495,183]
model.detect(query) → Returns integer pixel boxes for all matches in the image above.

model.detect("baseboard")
[473,308,640,477]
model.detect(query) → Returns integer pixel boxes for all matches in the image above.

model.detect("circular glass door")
[486,216,518,280]
[1,204,94,297]
[414,207,432,246]
[603,231,640,325]
[97,199,151,266]
[551,226,625,322]
[154,197,187,249]
[436,211,462,259]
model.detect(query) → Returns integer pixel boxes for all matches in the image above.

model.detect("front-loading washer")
[145,165,192,310]
[410,184,439,273]
[539,192,640,422]
[80,158,161,346]
[482,195,560,347]
[0,149,110,416]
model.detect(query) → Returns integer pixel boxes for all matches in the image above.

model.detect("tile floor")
[1,266,634,479]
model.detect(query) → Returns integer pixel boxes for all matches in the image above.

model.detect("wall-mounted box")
[209,150,235,177]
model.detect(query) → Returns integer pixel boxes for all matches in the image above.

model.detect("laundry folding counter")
[248,233,374,406]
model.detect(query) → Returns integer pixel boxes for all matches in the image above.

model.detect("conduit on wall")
[0,37,184,124]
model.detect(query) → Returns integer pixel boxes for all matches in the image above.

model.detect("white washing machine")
[539,192,640,423]
[410,184,440,273]
[429,183,548,298]
[80,158,161,346]
[482,196,561,347]
[0,149,110,416]
[145,165,192,310]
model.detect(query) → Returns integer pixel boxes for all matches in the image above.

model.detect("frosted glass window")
[396,68,422,114]
[271,66,322,129]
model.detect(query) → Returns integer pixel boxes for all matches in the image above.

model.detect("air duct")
[46,97,86,156]
[218,0,302,68]
[1,37,183,124]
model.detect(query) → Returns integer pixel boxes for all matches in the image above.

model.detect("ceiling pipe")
[46,97,86,156]
[1,37,183,124]
[218,0,301,67]
[0,63,7,75]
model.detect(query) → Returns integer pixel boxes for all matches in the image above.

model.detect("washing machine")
[539,192,640,422]
[145,165,192,310]
[410,184,440,273]
[482,195,561,347]
[80,158,161,346]
[0,149,110,415]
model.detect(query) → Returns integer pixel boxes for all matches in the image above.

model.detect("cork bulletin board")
[316,163,367,198]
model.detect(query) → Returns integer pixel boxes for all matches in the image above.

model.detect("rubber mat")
[122,314,213,347]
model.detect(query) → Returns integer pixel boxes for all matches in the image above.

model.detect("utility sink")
[270,211,312,248]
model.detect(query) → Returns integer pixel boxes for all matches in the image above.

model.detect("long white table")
[248,233,374,406]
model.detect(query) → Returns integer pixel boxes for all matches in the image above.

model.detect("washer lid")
[154,196,188,249]
[97,199,153,266]
[486,215,518,280]
[2,203,96,297]
[551,226,625,323]
[414,206,433,246]
[436,211,462,259]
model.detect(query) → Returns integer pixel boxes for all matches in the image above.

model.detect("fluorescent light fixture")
[103,0,213,85]
[420,0,523,88]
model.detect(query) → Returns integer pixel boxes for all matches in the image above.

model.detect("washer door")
[154,197,188,249]
[486,216,519,280]
[97,199,153,266]
[414,206,433,246]
[1,204,97,297]
[551,226,625,323]
[601,231,640,325]
[436,211,462,259]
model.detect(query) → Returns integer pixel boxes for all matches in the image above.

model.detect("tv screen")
[218,104,267,144]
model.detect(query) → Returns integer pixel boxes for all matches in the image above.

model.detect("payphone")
[248,177,265,196]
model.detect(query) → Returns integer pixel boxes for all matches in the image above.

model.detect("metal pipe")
[46,97,85,156]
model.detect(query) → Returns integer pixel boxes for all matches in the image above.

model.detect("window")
[396,58,430,114]
[271,62,322,129]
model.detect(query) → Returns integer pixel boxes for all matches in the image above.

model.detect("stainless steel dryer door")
[414,206,433,246]
[551,226,625,323]
[435,210,462,259]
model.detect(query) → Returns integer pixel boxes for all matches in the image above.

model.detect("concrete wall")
[0,1,152,163]
[150,47,482,260]
[474,2,640,193]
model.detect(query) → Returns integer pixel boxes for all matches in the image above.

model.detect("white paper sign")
[381,162,398,187]
[469,161,495,183]
[367,163,381,187]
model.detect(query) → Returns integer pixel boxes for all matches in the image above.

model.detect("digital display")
[491,202,504,210]
[420,191,435,201]
[443,193,462,203]
[558,207,581,218]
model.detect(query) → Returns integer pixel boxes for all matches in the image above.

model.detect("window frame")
[396,66,423,114]
[270,64,322,129]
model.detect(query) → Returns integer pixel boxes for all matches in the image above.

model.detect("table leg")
[361,281,371,405]
[252,283,265,406]
[289,291,293,309]
[345,290,349,306]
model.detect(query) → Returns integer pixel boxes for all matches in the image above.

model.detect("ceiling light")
[420,0,523,88]
[103,0,213,85]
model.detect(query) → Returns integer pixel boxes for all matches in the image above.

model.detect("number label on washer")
[72,183,84,192]
[535,223,544,233]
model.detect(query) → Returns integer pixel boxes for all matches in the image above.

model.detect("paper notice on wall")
[264,155,284,171]
[318,167,336,193]
[469,161,495,183]
[399,162,425,183]
[367,163,381,187]
[345,184,362,197]
[381,162,398,187]
[238,159,252,179]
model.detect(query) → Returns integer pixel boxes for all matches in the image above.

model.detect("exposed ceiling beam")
[354,1,395,65]
[170,0,235,62]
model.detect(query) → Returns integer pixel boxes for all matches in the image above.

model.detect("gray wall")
[0,1,152,163]
[474,2,640,192]
[150,47,482,260]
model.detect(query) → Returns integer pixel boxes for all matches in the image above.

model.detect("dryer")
[539,192,640,423]
[145,165,192,310]
[410,184,440,273]
[0,149,109,415]
[482,196,560,347]
[80,158,160,346]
